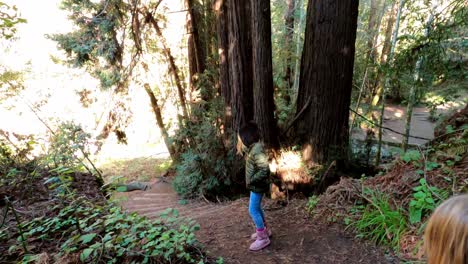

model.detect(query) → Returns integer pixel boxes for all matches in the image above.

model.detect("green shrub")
[172,98,238,199]
[409,178,448,224]
[5,196,207,263]
[350,188,407,250]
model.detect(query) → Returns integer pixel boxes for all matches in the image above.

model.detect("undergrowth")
[1,125,213,263]
[172,98,240,200]
[349,188,407,250]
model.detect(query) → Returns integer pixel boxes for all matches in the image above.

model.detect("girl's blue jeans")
[249,191,265,229]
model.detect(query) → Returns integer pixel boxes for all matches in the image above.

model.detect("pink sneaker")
[250,227,272,240]
[249,229,270,251]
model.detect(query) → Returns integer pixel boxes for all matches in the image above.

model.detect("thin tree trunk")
[350,68,368,133]
[375,0,405,165]
[296,0,359,166]
[402,3,437,152]
[144,84,177,160]
[292,0,305,104]
[371,1,398,107]
[145,11,189,119]
[227,0,254,132]
[283,0,296,102]
[251,0,279,147]
[380,1,398,65]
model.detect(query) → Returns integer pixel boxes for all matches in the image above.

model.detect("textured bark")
[284,0,296,98]
[296,0,359,165]
[145,11,189,118]
[186,0,207,98]
[380,1,398,65]
[366,0,380,64]
[251,0,278,147]
[227,0,253,132]
[213,0,230,104]
[370,1,398,107]
[144,84,177,160]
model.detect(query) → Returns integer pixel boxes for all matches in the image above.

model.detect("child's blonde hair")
[424,194,468,264]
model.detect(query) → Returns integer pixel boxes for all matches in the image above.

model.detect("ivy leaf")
[80,248,94,261]
[425,197,435,204]
[80,233,97,244]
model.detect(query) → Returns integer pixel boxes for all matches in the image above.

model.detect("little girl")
[237,122,271,251]
[424,194,468,264]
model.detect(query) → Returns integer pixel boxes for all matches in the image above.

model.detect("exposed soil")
[121,180,396,264]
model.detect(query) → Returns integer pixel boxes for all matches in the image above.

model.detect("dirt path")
[352,104,437,146]
[120,181,395,264]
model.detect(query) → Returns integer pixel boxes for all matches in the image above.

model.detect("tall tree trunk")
[402,3,437,152]
[375,0,405,165]
[296,0,359,166]
[144,84,177,160]
[251,0,279,147]
[366,0,380,64]
[227,0,254,132]
[370,0,398,108]
[186,0,207,99]
[380,1,398,65]
[214,0,230,105]
[283,0,296,101]
[145,11,189,119]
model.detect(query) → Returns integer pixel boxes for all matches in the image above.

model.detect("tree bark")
[213,0,230,105]
[251,0,279,147]
[186,0,207,99]
[227,0,254,132]
[145,11,189,119]
[370,1,398,107]
[366,0,380,64]
[296,0,359,166]
[144,84,177,160]
[283,0,296,100]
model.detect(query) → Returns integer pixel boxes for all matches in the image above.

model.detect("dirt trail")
[120,181,395,264]
[352,105,437,146]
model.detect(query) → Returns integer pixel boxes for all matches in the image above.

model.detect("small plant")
[350,188,407,250]
[306,195,320,214]
[408,178,447,224]
[5,197,207,263]
[401,150,421,164]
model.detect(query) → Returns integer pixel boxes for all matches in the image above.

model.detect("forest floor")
[119,180,397,264]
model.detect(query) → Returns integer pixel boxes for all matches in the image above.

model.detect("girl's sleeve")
[249,151,270,185]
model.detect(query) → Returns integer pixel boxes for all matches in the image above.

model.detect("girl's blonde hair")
[424,194,468,264]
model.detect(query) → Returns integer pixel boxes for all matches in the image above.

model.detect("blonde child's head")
[424,194,468,264]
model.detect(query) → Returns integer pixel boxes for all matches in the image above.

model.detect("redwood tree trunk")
[186,0,207,99]
[227,0,253,132]
[214,0,230,105]
[296,0,359,166]
[251,0,278,147]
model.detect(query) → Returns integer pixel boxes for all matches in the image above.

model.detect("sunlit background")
[0,0,189,168]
